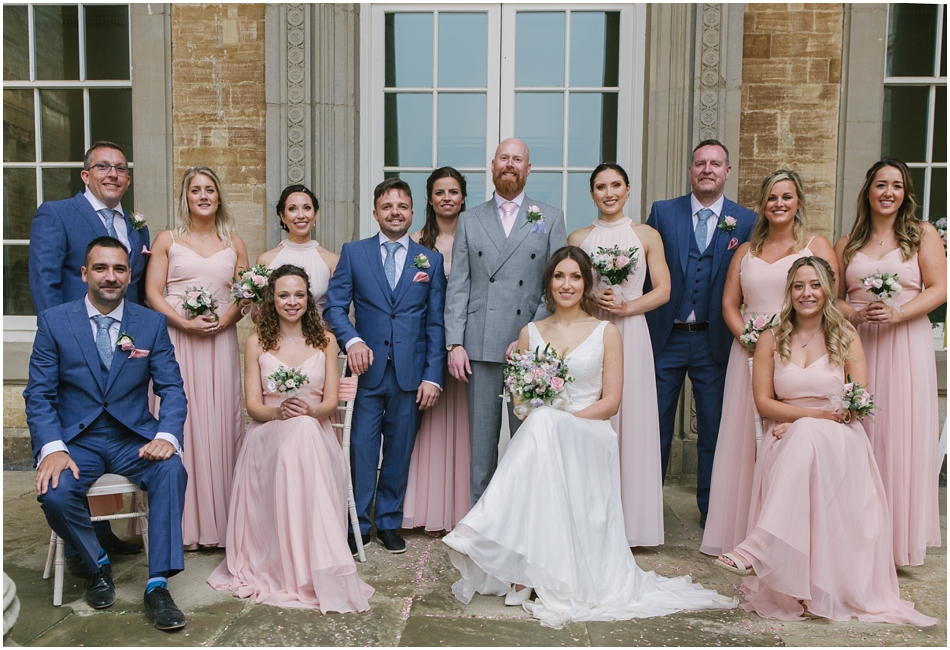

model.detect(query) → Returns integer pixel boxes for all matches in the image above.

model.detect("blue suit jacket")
[645,194,756,364]
[29,193,150,313]
[23,299,187,458]
[324,237,446,392]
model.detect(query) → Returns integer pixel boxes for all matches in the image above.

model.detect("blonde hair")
[842,158,922,268]
[175,166,237,249]
[773,256,854,367]
[749,169,807,256]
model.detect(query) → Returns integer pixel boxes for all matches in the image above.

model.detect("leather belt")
[672,322,709,332]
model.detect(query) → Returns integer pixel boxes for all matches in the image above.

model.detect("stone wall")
[738,3,843,240]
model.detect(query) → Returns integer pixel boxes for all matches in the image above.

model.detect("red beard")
[493,168,527,197]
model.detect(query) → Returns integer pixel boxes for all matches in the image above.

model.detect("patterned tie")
[695,208,713,252]
[92,315,115,370]
[101,209,118,239]
[501,201,517,237]
[383,241,400,290]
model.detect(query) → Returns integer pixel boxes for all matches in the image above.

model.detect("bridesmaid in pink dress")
[568,163,671,547]
[209,265,373,612]
[835,159,947,567]
[702,170,837,556]
[715,257,936,626]
[146,166,249,549]
[402,167,472,535]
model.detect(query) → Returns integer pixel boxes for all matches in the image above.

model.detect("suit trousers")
[350,361,423,535]
[467,360,523,505]
[37,423,187,576]
[654,329,728,515]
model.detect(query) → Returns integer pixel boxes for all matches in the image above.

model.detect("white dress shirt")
[84,188,130,251]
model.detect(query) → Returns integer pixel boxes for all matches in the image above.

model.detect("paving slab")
[399,615,591,646]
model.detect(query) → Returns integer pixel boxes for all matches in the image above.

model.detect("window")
[3,3,133,320]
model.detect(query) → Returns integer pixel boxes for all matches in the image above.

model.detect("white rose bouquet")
[231,264,271,304]
[503,343,574,419]
[181,286,219,321]
[265,365,309,399]
[858,270,902,307]
[590,245,640,306]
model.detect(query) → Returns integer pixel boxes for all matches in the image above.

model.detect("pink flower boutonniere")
[413,253,430,269]
[718,215,737,232]
[130,212,148,231]
[523,205,547,234]
[117,332,135,352]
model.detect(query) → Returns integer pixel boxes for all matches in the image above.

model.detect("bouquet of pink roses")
[829,374,875,422]
[739,312,778,349]
[231,264,271,304]
[503,343,574,418]
[265,365,309,399]
[181,286,219,321]
[590,245,639,306]
[858,270,902,307]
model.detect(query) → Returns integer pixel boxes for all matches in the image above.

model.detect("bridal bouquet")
[829,375,875,422]
[231,264,271,303]
[181,286,219,320]
[265,365,309,398]
[590,245,639,305]
[503,343,574,418]
[858,271,902,307]
[739,312,778,348]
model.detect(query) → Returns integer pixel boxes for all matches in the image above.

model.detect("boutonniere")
[718,215,737,232]
[117,332,135,352]
[412,253,430,269]
[130,212,148,231]
[523,205,547,234]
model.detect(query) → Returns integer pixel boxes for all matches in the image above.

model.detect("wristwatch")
[446,344,459,351]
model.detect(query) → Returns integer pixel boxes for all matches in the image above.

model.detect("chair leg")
[43,530,57,580]
[53,536,65,607]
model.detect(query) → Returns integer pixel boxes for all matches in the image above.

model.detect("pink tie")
[501,201,517,237]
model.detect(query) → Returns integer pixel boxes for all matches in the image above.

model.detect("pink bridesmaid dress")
[701,241,815,557]
[161,241,244,547]
[208,350,374,612]
[735,353,936,625]
[580,217,663,547]
[845,249,941,566]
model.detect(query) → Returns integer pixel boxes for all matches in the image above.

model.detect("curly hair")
[419,167,467,251]
[174,165,237,249]
[842,158,923,268]
[256,264,329,352]
[773,256,854,367]
[542,246,597,315]
[276,184,319,233]
[749,169,807,256]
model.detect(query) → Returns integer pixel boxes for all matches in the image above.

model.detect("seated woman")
[443,246,736,628]
[208,264,373,613]
[715,256,936,626]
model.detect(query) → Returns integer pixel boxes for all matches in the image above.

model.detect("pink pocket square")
[129,349,150,359]
[727,237,739,251]
[412,271,430,283]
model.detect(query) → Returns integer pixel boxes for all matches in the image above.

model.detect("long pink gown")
[701,242,815,556]
[208,350,374,612]
[580,218,663,546]
[845,249,941,566]
[735,353,936,626]
[161,241,244,547]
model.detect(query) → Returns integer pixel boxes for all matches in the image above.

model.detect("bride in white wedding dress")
[443,246,737,628]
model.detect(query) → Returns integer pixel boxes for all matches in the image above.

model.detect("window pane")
[4,89,35,162]
[882,86,929,162]
[42,167,84,203]
[907,166,926,219]
[385,13,432,88]
[524,172,562,210]
[462,172,486,206]
[516,12,565,87]
[934,86,946,164]
[566,171,593,234]
[941,9,947,77]
[383,170,428,235]
[90,88,133,160]
[4,244,35,315]
[568,93,618,167]
[34,5,80,81]
[3,168,36,239]
[886,4,938,77]
[438,13,487,89]
[930,167,946,220]
[438,93,486,167]
[3,5,29,81]
[84,5,130,80]
[570,12,620,87]
[384,93,432,167]
[515,92,563,167]
[40,88,84,162]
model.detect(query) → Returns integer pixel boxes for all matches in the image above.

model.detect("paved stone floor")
[3,470,945,646]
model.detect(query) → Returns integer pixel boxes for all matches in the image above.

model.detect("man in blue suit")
[645,140,756,528]
[24,237,189,630]
[325,178,447,555]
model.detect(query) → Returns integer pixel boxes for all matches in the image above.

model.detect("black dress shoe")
[376,529,406,554]
[144,586,187,630]
[98,532,143,555]
[348,533,371,557]
[84,570,115,609]
[699,513,707,529]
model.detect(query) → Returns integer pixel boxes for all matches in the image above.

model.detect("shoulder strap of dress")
[806,235,816,248]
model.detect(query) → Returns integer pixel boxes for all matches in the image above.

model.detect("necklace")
[279,333,304,342]
[195,231,215,242]
[797,327,822,348]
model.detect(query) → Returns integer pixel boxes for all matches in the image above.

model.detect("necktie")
[501,201,517,237]
[383,241,400,290]
[92,315,115,370]
[695,208,713,252]
[101,209,118,239]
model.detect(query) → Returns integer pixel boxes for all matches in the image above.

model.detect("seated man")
[24,237,189,630]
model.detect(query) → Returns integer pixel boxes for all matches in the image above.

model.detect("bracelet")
[847,311,855,323]
[842,411,852,424]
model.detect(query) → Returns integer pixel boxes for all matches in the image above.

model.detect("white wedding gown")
[443,321,737,628]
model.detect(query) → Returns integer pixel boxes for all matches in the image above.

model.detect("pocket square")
[129,348,150,359]
[412,271,430,283]
[727,237,739,251]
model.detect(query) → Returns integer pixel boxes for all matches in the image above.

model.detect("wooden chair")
[748,357,764,455]
[332,354,366,562]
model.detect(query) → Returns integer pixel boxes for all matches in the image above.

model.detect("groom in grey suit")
[445,138,567,504]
